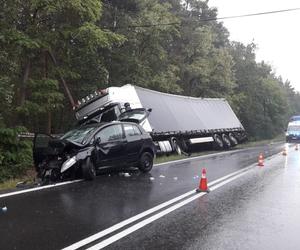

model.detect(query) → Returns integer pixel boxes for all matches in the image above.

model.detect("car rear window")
[124,124,142,137]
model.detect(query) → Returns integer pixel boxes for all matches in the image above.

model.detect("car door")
[94,124,127,168]
[123,123,144,164]
[33,133,55,168]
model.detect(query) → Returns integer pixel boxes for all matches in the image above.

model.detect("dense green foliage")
[1,0,300,181]
[0,127,32,182]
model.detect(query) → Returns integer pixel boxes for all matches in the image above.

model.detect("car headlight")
[61,156,77,173]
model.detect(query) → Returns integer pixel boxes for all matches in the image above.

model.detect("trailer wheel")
[82,157,96,181]
[179,139,191,156]
[222,134,231,149]
[213,134,224,149]
[228,133,238,146]
[171,138,182,155]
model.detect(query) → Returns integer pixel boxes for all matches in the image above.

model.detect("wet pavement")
[107,145,300,250]
[0,143,286,250]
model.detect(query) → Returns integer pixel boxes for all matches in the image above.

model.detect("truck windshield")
[287,125,300,132]
[61,126,96,144]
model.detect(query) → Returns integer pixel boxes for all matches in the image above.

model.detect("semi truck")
[74,84,246,154]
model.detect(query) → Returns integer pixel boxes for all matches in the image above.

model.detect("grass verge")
[0,169,36,192]
[154,135,285,165]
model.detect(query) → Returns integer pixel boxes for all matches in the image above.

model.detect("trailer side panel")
[134,86,244,133]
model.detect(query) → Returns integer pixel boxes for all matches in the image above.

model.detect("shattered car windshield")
[61,126,96,144]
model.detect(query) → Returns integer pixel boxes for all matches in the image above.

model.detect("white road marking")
[86,167,255,250]
[62,189,196,250]
[154,148,246,166]
[155,142,283,167]
[0,179,82,199]
[63,159,266,250]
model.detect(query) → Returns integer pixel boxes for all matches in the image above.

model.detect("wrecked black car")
[33,121,156,183]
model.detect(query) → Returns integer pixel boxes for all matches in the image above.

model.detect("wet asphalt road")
[108,144,300,250]
[0,143,286,250]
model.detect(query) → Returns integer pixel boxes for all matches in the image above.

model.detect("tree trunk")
[47,111,52,134]
[44,51,51,134]
[20,60,31,106]
[47,50,75,108]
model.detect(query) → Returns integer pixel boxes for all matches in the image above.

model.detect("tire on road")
[138,151,154,173]
[228,133,238,146]
[171,138,182,155]
[213,134,224,149]
[222,134,231,149]
[82,157,96,180]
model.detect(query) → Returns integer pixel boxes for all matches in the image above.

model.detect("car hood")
[33,134,85,166]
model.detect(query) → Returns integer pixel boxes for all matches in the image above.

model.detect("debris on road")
[1,206,7,213]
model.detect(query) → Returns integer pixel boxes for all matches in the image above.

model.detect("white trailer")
[74,85,246,154]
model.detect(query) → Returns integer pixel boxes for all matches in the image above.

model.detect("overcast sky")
[208,0,300,91]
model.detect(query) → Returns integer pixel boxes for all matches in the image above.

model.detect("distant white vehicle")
[74,85,246,154]
[286,120,300,142]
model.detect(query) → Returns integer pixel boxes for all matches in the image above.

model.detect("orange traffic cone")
[196,168,210,193]
[282,148,287,156]
[295,144,298,151]
[258,153,264,167]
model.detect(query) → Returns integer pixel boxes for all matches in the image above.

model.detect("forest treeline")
[1,0,300,180]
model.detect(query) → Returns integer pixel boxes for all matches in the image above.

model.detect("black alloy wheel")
[82,157,96,180]
[138,152,154,173]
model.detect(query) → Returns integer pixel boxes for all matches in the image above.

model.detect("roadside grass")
[154,134,285,165]
[0,134,285,192]
[0,169,36,192]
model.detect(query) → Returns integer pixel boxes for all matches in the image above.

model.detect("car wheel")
[228,133,238,146]
[213,134,224,149]
[82,157,96,180]
[138,152,154,173]
[222,134,231,149]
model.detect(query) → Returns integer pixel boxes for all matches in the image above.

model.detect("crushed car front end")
[33,126,97,183]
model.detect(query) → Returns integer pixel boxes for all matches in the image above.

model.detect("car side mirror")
[95,137,101,145]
